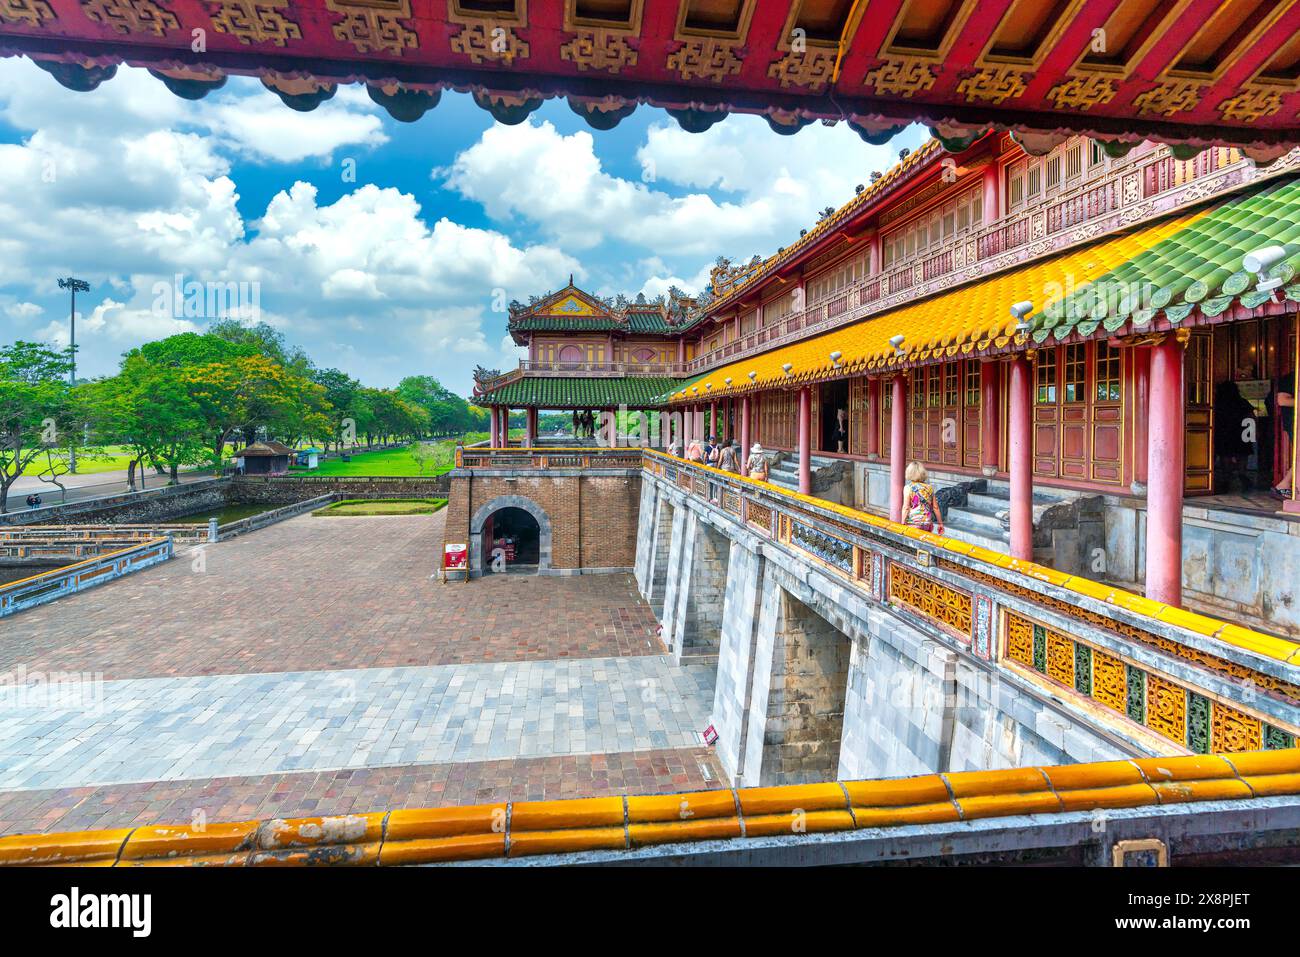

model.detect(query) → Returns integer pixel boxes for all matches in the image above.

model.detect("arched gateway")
[469,495,553,577]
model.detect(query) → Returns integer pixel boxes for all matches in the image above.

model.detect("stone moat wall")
[0,475,452,528]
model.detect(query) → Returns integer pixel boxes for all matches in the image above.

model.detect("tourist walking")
[685,440,705,463]
[717,440,738,472]
[745,443,768,481]
[901,461,944,533]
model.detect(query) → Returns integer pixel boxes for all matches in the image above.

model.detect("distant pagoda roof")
[508,280,698,344]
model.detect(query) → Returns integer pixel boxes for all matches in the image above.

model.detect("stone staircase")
[936,478,1106,574]
[766,452,852,503]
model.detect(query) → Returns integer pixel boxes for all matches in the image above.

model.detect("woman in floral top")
[901,461,943,533]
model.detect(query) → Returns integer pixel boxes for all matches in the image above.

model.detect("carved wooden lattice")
[999,610,1293,753]
[943,559,1300,707]
[888,563,972,638]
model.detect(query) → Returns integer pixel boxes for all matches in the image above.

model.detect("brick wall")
[233,475,450,504]
[441,470,641,575]
[762,590,851,785]
[0,480,231,527]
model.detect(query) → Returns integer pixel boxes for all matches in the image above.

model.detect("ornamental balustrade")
[688,145,1299,374]
[641,449,1300,757]
[515,359,688,377]
[456,447,645,470]
[478,360,688,393]
[0,537,173,619]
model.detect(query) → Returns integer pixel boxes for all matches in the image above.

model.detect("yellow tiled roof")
[669,206,1211,402]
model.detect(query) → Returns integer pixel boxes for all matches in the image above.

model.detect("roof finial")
[569,273,574,287]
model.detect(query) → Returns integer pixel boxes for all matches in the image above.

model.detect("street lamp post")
[57,277,89,474]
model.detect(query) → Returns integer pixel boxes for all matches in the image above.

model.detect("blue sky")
[0,56,925,396]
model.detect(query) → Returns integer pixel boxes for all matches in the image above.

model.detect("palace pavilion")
[473,130,1300,639]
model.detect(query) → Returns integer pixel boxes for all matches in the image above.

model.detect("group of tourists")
[668,432,944,534]
[668,433,770,482]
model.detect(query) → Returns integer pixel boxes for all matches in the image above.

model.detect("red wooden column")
[1147,334,1186,606]
[980,360,1001,475]
[489,407,498,447]
[889,374,907,522]
[982,161,1000,224]
[798,386,812,494]
[866,377,881,460]
[1008,353,1034,560]
[1288,325,1300,515]
[1131,345,1151,492]
[710,400,718,439]
[740,396,752,475]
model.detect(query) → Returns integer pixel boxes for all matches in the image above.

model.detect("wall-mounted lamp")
[704,382,711,391]
[747,370,757,381]
[1244,245,1287,295]
[889,334,906,358]
[781,362,794,378]
[1009,300,1034,333]
[724,377,733,386]
[830,350,843,367]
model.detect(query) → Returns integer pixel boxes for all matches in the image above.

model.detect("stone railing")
[0,524,208,554]
[688,147,1300,374]
[644,451,1300,757]
[456,446,646,470]
[0,537,173,619]
[3,748,1297,865]
[516,359,687,377]
[216,493,339,541]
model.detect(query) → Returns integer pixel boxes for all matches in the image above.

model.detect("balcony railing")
[687,144,1298,375]
[456,446,646,470]
[480,360,687,392]
[516,359,687,377]
[643,451,1299,754]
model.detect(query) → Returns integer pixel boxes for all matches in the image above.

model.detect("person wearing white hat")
[745,443,768,482]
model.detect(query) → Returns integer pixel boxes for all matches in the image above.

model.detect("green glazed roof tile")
[1042,175,1300,332]
[474,376,681,408]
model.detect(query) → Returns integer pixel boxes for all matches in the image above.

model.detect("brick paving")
[0,747,726,836]
[0,510,663,680]
[0,511,723,836]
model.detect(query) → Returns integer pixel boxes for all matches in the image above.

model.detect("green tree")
[84,354,207,487]
[0,341,74,513]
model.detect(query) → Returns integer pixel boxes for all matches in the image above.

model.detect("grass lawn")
[313,498,447,516]
[297,441,458,477]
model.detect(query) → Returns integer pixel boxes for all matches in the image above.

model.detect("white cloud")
[443,116,927,264]
[4,301,43,320]
[0,55,922,393]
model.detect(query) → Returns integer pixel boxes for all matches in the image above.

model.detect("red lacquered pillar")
[890,374,907,522]
[1009,354,1033,560]
[1146,335,1186,605]
[798,386,812,495]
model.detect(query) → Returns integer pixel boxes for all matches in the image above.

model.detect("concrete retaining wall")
[640,471,1134,788]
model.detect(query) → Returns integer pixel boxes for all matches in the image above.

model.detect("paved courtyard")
[0,511,724,835]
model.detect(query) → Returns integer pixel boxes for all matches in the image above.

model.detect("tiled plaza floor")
[0,748,725,836]
[0,511,663,680]
[0,657,715,790]
[0,512,722,835]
